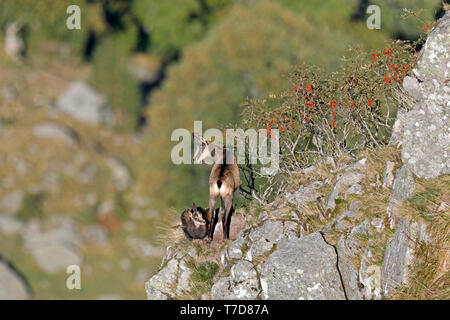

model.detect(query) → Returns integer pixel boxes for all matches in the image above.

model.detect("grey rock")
[0,215,24,235]
[387,165,415,227]
[283,221,299,239]
[210,277,234,300]
[211,259,259,300]
[359,258,382,300]
[224,229,250,264]
[0,191,24,215]
[258,232,345,300]
[105,157,132,192]
[339,170,365,186]
[401,100,449,179]
[56,81,114,126]
[401,12,450,179]
[24,218,83,273]
[336,221,369,260]
[389,109,407,147]
[382,161,395,189]
[345,183,363,198]
[323,207,361,233]
[336,237,363,300]
[349,200,361,212]
[410,220,431,244]
[176,259,192,295]
[414,11,450,85]
[31,244,82,274]
[146,259,178,300]
[402,76,423,101]
[325,171,364,212]
[0,258,31,299]
[381,218,416,298]
[284,181,322,208]
[160,246,174,268]
[335,221,371,300]
[247,220,283,260]
[32,122,79,146]
[390,165,416,200]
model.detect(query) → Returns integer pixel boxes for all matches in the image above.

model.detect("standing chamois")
[193,134,241,241]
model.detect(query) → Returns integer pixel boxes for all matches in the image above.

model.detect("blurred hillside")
[0,0,445,299]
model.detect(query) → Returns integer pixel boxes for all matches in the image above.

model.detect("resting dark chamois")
[193,134,241,241]
[180,203,211,240]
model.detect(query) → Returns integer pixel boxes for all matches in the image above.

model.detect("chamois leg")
[208,195,218,241]
[219,197,226,240]
[222,194,233,240]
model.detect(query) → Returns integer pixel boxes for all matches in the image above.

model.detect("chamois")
[180,203,211,240]
[193,134,241,241]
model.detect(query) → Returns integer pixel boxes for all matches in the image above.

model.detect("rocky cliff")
[145,11,450,300]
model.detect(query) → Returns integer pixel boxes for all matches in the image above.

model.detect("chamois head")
[192,133,219,164]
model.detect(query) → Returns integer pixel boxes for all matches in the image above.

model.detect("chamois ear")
[199,135,209,146]
[192,203,197,211]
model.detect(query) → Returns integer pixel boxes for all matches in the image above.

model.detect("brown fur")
[207,148,241,241]
[180,203,211,240]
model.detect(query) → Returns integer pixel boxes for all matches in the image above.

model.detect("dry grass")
[391,175,450,300]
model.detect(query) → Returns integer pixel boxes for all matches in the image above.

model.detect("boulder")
[258,232,346,300]
[401,11,450,179]
[56,81,114,126]
[0,258,31,299]
[0,215,24,235]
[32,122,79,146]
[145,259,179,300]
[381,218,416,297]
[145,250,196,300]
[247,220,283,260]
[24,218,83,273]
[211,259,260,300]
